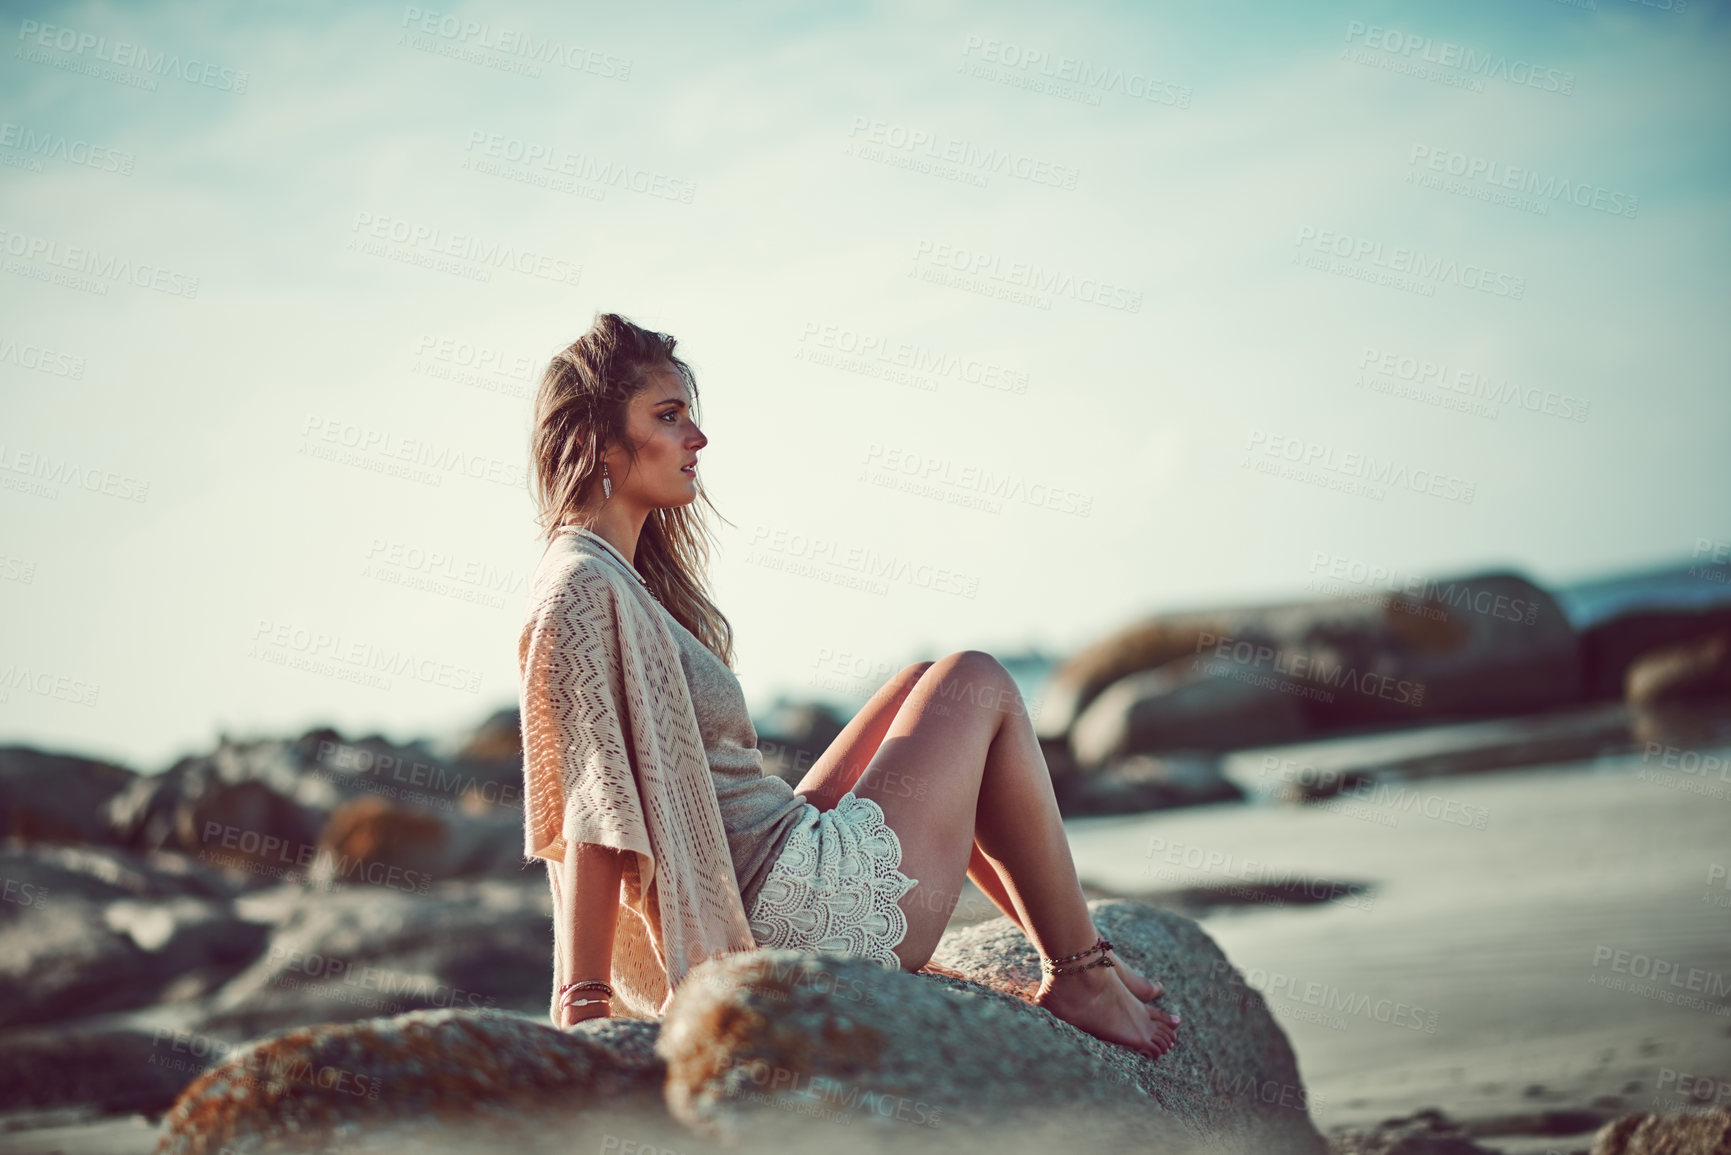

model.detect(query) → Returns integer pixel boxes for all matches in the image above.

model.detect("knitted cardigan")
[518,526,759,1024]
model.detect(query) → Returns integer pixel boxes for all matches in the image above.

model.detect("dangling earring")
[601,461,613,500]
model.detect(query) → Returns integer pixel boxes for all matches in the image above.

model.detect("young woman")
[522,312,1180,1060]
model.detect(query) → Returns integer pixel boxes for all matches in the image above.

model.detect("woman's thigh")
[792,662,931,812]
[842,650,1017,969]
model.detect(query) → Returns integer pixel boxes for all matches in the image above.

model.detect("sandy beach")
[1065,736,1731,1150]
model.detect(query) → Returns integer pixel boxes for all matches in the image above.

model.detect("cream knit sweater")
[518,526,765,1023]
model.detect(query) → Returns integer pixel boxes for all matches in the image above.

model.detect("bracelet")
[560,979,614,1007]
[1040,936,1116,975]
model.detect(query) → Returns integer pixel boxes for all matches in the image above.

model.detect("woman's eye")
[660,411,678,422]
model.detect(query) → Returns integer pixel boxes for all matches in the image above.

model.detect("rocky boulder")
[1589,1104,1731,1152]
[0,882,270,1029]
[1054,753,1244,815]
[0,746,136,845]
[194,878,553,1039]
[151,1009,667,1155]
[1625,630,1731,706]
[1038,572,1579,747]
[659,898,1326,1152]
[1070,658,1311,768]
[1580,606,1731,700]
[306,794,527,890]
[150,899,1326,1155]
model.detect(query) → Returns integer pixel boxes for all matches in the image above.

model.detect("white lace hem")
[747,791,918,969]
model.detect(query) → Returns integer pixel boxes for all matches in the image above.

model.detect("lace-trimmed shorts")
[747,791,919,969]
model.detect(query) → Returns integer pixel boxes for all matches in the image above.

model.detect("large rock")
[1581,607,1731,700]
[0,746,137,845]
[150,900,1326,1155]
[0,841,239,905]
[1054,753,1244,815]
[1625,630,1731,706]
[1070,657,1311,767]
[306,794,527,890]
[0,1023,202,1115]
[658,899,1327,1153]
[195,879,553,1039]
[1589,1104,1731,1152]
[151,1009,667,1155]
[0,886,270,1029]
[104,727,527,891]
[1039,572,1579,744]
[1326,1108,1500,1153]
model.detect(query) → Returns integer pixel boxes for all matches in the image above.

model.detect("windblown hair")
[529,312,736,667]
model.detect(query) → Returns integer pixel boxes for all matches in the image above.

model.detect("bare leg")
[796,663,1029,929]
[836,652,1179,1059]
[799,662,1165,1000]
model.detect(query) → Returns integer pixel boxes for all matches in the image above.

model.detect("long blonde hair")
[528,312,737,667]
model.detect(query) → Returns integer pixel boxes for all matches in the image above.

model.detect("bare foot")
[1034,963,1180,1061]
[1109,950,1167,1002]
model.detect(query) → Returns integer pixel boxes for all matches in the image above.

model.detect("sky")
[2,0,1728,773]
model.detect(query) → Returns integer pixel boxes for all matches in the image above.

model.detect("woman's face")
[606,364,706,510]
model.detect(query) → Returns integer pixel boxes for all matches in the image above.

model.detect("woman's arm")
[562,840,629,1029]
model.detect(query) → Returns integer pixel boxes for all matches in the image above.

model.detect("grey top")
[565,528,808,916]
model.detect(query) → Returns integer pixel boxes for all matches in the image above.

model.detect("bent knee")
[933,649,1018,702]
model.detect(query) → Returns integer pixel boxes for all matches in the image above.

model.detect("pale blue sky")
[2,0,1728,771]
